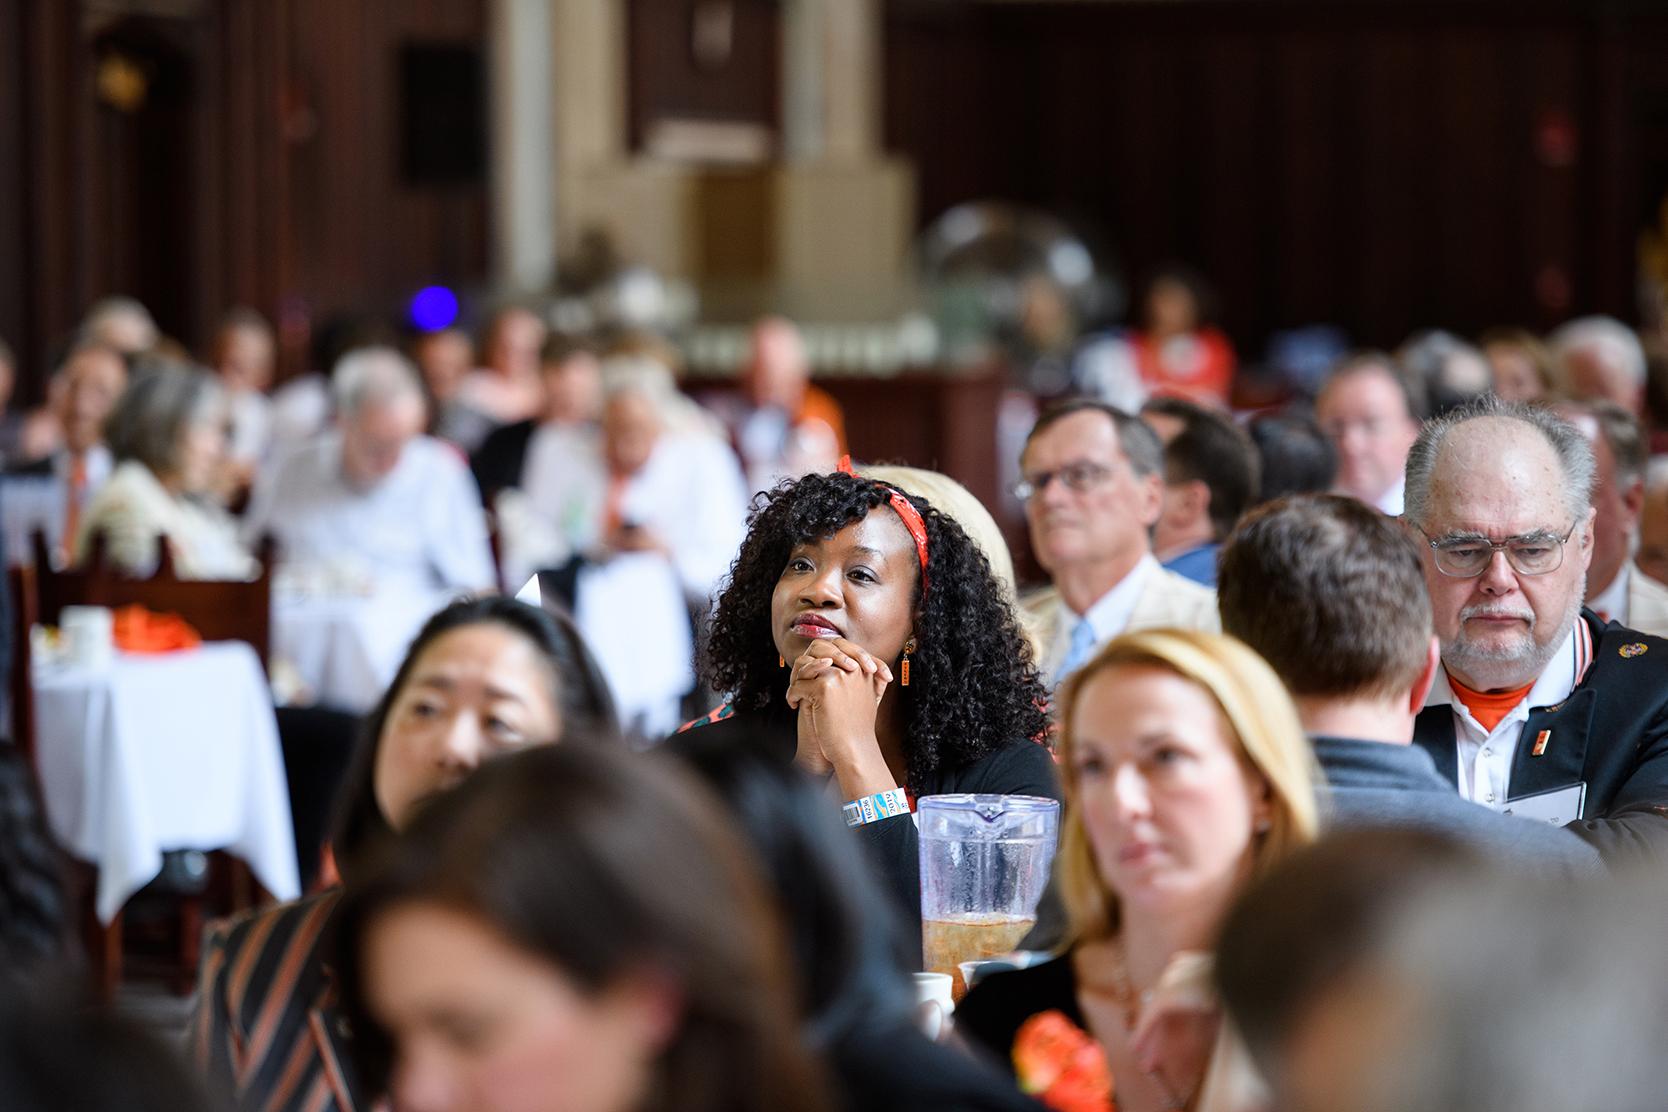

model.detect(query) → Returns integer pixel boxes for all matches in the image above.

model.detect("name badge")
[1502,782,1586,825]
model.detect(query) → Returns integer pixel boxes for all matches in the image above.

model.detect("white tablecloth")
[518,556,694,738]
[33,642,300,923]
[273,588,459,713]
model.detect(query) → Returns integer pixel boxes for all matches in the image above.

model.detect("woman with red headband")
[684,466,1057,955]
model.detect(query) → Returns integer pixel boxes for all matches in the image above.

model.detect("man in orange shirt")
[1405,398,1668,862]
[721,316,845,493]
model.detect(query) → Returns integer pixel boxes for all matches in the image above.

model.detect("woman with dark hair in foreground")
[333,743,830,1112]
[190,595,617,1112]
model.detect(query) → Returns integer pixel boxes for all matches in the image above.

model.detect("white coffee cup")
[60,606,114,669]
[912,971,954,1041]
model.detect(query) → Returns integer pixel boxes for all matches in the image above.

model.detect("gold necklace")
[1080,938,1190,1111]
[1079,936,1144,1029]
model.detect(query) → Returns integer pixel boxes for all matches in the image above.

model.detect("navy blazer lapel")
[1510,688,1596,802]
[1412,706,1460,788]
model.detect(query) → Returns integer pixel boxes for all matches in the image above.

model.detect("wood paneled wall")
[0,0,489,396]
[884,0,1668,353]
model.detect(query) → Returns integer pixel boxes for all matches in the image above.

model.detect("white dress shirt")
[2,445,114,567]
[523,423,605,541]
[1375,475,1407,517]
[226,390,274,465]
[242,431,495,594]
[518,429,747,605]
[1588,563,1630,626]
[1042,555,1158,687]
[1423,621,1588,810]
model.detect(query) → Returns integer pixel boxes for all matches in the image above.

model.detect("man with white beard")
[1404,398,1668,862]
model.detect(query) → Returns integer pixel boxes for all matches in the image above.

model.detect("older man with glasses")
[1405,397,1668,862]
[1015,400,1218,689]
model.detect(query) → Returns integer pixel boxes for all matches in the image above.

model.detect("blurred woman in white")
[77,361,254,579]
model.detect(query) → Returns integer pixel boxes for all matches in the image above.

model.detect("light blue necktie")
[1057,616,1098,683]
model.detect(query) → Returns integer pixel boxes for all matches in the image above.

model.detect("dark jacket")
[1413,610,1668,863]
[190,891,362,1112]
[1315,735,1604,879]
[469,418,536,503]
[672,703,1062,961]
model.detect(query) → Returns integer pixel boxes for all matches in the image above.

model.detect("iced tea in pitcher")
[918,794,1059,1000]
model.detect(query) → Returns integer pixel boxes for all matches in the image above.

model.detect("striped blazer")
[191,891,364,1112]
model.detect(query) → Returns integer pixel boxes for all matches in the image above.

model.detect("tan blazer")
[76,460,257,580]
[1023,564,1220,682]
[1626,564,1668,638]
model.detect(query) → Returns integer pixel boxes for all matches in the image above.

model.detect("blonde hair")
[1054,629,1321,944]
[857,465,1017,601]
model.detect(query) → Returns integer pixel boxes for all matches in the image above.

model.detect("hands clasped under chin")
[785,637,894,776]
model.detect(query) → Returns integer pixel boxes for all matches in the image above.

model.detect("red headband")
[837,455,930,597]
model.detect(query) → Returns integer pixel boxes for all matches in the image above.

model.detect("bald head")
[1405,399,1594,530]
[1423,418,1575,527]
[745,316,809,410]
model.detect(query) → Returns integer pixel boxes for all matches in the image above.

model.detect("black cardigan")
[671,703,1063,962]
[469,418,536,503]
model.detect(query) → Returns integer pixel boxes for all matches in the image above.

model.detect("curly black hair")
[700,470,1049,793]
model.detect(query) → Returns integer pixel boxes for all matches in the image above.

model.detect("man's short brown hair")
[1219,494,1432,701]
[1144,398,1260,541]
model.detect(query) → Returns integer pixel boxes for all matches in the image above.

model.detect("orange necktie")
[601,475,627,537]
[61,456,87,561]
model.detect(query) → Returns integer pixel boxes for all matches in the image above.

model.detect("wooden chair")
[27,530,275,671]
[8,529,276,999]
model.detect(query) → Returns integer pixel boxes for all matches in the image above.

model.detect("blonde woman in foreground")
[957,629,1320,1112]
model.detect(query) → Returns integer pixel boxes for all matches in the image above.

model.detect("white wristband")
[842,787,911,827]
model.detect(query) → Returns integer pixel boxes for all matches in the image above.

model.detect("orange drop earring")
[779,654,786,668]
[901,637,917,686]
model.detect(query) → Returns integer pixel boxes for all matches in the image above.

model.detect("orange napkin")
[112,606,203,654]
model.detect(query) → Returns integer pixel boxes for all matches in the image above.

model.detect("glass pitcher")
[918,793,1060,997]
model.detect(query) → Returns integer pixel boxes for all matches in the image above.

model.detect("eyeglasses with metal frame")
[1415,521,1578,578]
[1012,461,1118,503]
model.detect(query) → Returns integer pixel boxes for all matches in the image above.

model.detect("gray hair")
[80,296,158,347]
[331,346,425,417]
[1026,399,1164,480]
[600,353,723,438]
[1403,396,1595,527]
[1549,315,1647,390]
[601,355,679,411]
[1558,398,1646,489]
[103,360,223,476]
[1396,329,1491,418]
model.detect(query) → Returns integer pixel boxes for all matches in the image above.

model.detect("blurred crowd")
[2,281,1668,1112]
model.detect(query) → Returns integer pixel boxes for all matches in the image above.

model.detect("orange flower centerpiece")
[1013,1010,1115,1112]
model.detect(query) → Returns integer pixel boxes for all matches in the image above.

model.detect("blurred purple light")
[410,285,459,330]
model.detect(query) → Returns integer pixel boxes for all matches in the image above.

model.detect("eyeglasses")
[1416,522,1578,578]
[1012,461,1116,502]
